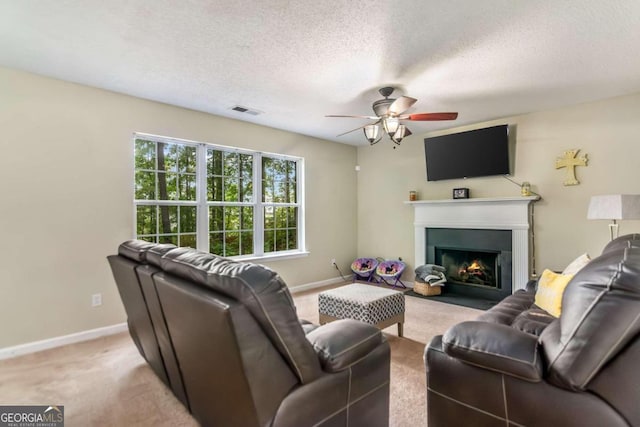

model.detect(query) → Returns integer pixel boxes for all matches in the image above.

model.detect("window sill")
[231,250,310,263]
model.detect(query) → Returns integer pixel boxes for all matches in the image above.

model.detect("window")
[133,134,304,259]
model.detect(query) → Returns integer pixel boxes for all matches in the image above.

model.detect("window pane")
[209,206,224,232]
[225,232,240,256]
[264,206,274,229]
[210,232,224,256]
[224,152,238,176]
[138,235,157,243]
[241,207,253,230]
[288,181,296,203]
[135,171,156,200]
[224,177,239,202]
[157,172,177,200]
[287,160,297,181]
[287,228,297,250]
[158,143,177,173]
[274,181,288,203]
[178,174,196,201]
[180,233,197,248]
[239,179,253,202]
[275,229,287,251]
[240,154,253,180]
[275,207,287,229]
[159,235,178,245]
[208,176,223,201]
[177,145,197,173]
[180,206,197,233]
[136,205,157,235]
[241,231,253,255]
[262,179,273,202]
[264,229,275,253]
[135,140,156,170]
[288,207,297,228]
[207,149,223,176]
[225,206,240,230]
[262,157,273,178]
[270,158,286,181]
[158,206,178,234]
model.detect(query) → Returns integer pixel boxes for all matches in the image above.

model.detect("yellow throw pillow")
[534,269,574,318]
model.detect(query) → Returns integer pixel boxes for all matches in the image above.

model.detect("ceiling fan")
[326,87,458,147]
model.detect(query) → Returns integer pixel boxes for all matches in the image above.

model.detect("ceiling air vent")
[230,105,262,116]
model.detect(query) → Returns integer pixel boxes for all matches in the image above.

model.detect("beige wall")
[357,92,640,281]
[0,67,357,348]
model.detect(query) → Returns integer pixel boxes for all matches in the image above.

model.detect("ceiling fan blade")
[326,114,379,120]
[388,96,417,115]
[336,120,380,137]
[400,112,459,121]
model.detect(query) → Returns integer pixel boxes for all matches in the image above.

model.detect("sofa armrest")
[306,319,383,372]
[442,321,543,382]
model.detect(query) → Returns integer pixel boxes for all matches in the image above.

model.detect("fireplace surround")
[406,196,539,296]
[428,228,512,301]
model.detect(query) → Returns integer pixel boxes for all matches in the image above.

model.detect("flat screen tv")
[424,124,510,181]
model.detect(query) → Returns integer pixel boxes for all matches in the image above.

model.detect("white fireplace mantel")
[405,196,540,292]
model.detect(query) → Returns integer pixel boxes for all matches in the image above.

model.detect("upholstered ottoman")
[318,284,405,337]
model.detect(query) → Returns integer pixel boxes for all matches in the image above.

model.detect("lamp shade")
[587,194,640,220]
[382,118,399,137]
[363,124,380,144]
[392,124,411,144]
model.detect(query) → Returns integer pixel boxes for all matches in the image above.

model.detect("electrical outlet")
[92,293,102,307]
[331,258,336,266]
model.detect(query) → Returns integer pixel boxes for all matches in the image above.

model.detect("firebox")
[426,228,512,302]
[437,248,499,289]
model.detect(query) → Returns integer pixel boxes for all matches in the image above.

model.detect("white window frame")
[133,132,308,261]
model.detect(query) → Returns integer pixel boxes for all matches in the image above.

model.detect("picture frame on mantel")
[453,188,469,199]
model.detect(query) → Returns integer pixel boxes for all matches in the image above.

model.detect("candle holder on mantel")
[409,190,417,201]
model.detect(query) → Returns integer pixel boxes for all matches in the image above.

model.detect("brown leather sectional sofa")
[425,233,640,426]
[108,240,390,427]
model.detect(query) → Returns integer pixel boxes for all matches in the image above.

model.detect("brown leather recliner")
[425,234,640,426]
[108,240,390,427]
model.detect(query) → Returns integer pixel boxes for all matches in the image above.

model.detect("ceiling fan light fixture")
[364,124,379,142]
[327,86,459,148]
[392,124,408,144]
[383,117,399,137]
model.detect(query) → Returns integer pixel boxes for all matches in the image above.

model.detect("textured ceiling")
[1,1,640,146]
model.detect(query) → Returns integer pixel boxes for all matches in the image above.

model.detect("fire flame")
[468,260,483,271]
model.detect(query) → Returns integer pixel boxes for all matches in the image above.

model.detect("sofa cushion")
[159,247,322,384]
[601,233,640,254]
[118,239,157,263]
[118,240,176,264]
[510,307,556,336]
[145,243,178,267]
[475,290,555,336]
[443,321,543,382]
[307,319,383,372]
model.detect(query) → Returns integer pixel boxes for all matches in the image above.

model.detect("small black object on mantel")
[453,188,469,199]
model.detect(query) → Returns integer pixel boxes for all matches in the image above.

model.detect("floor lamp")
[587,194,640,241]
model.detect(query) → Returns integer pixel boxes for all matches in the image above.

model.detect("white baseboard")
[289,275,352,294]
[0,275,409,360]
[0,323,128,361]
[289,276,413,293]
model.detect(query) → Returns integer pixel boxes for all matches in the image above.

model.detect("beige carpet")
[0,283,479,426]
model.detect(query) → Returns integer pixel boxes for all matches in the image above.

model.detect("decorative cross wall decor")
[555,149,588,186]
